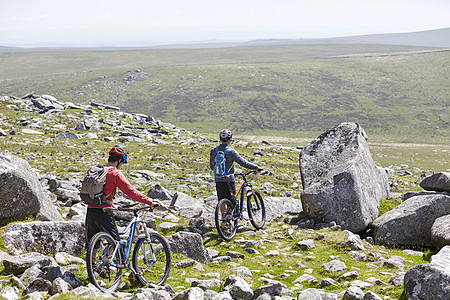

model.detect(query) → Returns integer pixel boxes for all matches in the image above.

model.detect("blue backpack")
[213,146,231,179]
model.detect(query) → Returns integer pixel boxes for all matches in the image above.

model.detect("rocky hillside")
[0,94,449,300]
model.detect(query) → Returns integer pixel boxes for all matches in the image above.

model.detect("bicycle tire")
[215,198,237,241]
[247,190,266,229]
[132,233,171,286]
[86,232,123,292]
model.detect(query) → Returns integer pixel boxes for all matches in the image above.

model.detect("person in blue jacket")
[210,129,262,204]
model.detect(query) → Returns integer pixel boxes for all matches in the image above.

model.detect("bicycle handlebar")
[103,203,157,213]
[234,169,268,177]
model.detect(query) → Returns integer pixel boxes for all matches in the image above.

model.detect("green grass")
[0,44,448,144]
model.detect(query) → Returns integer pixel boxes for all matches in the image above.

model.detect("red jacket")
[88,167,153,208]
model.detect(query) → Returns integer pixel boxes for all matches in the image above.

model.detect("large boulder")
[404,246,450,300]
[420,172,450,192]
[431,214,450,249]
[299,122,389,232]
[372,193,450,247]
[0,153,62,221]
[2,221,85,256]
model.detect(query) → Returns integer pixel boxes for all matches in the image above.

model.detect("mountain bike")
[214,170,266,241]
[86,204,171,292]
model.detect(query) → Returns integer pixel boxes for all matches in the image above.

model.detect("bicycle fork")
[137,223,157,275]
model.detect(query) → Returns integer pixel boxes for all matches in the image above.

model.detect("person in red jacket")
[85,146,157,246]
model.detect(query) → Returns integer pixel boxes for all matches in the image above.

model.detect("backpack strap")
[102,166,115,200]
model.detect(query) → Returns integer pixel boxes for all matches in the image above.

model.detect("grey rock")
[404,245,450,300]
[2,252,57,275]
[372,193,450,247]
[174,259,196,268]
[167,231,209,264]
[343,286,364,300]
[0,286,19,300]
[212,256,231,264]
[23,277,52,295]
[158,222,179,233]
[191,278,223,290]
[232,266,252,279]
[0,153,62,221]
[431,214,450,249]
[402,190,447,201]
[340,230,365,250]
[253,283,283,298]
[348,280,373,290]
[300,122,389,232]
[2,221,85,256]
[363,291,383,300]
[55,132,82,139]
[296,239,315,250]
[338,271,359,281]
[264,197,303,221]
[293,274,317,284]
[19,265,51,286]
[224,275,253,300]
[173,287,204,300]
[225,251,245,259]
[234,239,262,248]
[420,172,450,192]
[50,277,72,295]
[384,255,405,270]
[148,184,174,201]
[297,288,338,300]
[323,260,347,273]
[388,272,406,286]
[319,278,337,287]
[170,191,203,218]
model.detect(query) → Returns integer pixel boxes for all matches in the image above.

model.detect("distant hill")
[325,27,450,48]
[150,28,450,49]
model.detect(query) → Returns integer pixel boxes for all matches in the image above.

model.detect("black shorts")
[216,181,236,205]
[85,208,120,247]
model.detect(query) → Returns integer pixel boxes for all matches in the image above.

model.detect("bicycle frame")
[103,207,155,273]
[226,171,256,217]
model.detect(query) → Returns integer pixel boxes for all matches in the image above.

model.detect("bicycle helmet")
[109,146,128,164]
[219,129,232,140]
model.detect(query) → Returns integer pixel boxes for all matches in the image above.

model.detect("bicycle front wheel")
[132,233,171,286]
[247,190,266,229]
[86,232,122,292]
[215,198,237,241]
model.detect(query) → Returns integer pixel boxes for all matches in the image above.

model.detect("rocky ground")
[0,94,449,300]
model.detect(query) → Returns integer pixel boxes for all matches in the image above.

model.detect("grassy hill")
[0,43,449,144]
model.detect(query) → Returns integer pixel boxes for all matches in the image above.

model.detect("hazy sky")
[0,0,449,47]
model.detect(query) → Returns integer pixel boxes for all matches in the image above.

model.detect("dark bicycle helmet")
[109,146,128,164]
[219,129,232,140]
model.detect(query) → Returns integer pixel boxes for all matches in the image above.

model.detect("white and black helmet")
[219,129,232,140]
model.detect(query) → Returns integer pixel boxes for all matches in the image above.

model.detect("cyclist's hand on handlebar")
[256,167,264,173]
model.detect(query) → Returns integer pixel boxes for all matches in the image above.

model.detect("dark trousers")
[85,208,120,247]
[216,181,236,205]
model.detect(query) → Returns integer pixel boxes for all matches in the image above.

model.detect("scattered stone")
[296,239,315,250]
[404,245,450,300]
[323,260,347,273]
[372,193,450,247]
[431,214,450,249]
[419,172,450,192]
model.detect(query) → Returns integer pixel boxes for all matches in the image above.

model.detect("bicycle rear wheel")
[247,190,266,229]
[132,233,171,286]
[86,232,123,292]
[215,198,237,241]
